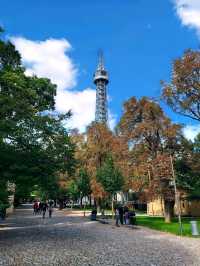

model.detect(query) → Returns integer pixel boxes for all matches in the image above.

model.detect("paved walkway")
[0,205,199,266]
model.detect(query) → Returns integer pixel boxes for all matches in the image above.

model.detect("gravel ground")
[0,205,199,266]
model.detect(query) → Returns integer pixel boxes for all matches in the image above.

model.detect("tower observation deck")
[94,51,109,124]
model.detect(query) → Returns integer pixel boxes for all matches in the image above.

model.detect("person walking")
[33,201,38,215]
[115,208,120,227]
[41,201,48,219]
[38,202,42,214]
[48,200,54,218]
[118,205,124,225]
[124,205,129,225]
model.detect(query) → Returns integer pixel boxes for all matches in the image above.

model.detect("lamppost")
[170,154,183,235]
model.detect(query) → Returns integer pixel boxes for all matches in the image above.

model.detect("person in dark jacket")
[48,200,54,218]
[33,201,39,215]
[115,208,120,227]
[41,202,48,219]
[118,206,124,225]
[38,202,42,214]
[91,209,97,221]
[123,205,129,225]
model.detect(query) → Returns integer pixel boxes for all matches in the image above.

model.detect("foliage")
[0,29,76,202]
[117,97,181,190]
[117,97,183,222]
[118,97,182,158]
[90,178,107,200]
[86,122,116,171]
[175,134,200,199]
[162,49,200,122]
[76,168,91,198]
[0,180,9,209]
[67,180,79,201]
[96,155,124,196]
[73,122,129,202]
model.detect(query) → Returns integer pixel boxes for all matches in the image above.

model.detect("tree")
[75,122,129,208]
[0,179,9,211]
[118,97,182,157]
[97,155,124,198]
[0,29,76,205]
[67,180,79,202]
[157,67,200,205]
[90,178,107,206]
[175,134,200,200]
[76,168,91,207]
[162,49,200,122]
[85,122,115,172]
[118,97,182,222]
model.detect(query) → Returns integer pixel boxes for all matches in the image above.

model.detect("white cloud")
[183,124,200,140]
[56,88,96,132]
[12,37,115,132]
[11,37,77,90]
[174,0,200,37]
[108,112,117,130]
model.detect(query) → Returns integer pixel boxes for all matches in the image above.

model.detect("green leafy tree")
[0,28,76,205]
[67,180,79,202]
[0,180,9,211]
[175,134,200,200]
[76,168,91,207]
[97,155,124,199]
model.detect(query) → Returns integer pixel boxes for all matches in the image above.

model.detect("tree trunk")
[97,198,101,214]
[164,200,174,223]
[94,198,97,208]
[89,195,92,207]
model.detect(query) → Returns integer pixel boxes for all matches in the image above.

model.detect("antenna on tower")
[97,49,105,70]
[94,50,109,124]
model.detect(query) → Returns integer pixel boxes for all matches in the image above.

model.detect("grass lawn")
[136,216,200,237]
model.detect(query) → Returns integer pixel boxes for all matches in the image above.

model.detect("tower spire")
[97,49,105,71]
[94,51,109,124]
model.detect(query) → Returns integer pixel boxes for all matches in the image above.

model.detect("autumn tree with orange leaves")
[161,49,200,210]
[118,97,182,222]
[162,49,200,122]
[87,123,129,207]
[71,122,128,209]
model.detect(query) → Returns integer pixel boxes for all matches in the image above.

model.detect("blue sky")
[1,0,200,138]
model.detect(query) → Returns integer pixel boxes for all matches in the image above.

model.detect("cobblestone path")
[0,205,199,266]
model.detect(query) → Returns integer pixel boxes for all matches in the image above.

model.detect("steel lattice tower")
[94,51,109,124]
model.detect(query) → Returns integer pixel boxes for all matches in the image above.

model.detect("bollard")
[190,221,199,236]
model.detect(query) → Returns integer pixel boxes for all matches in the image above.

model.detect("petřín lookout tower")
[94,51,109,124]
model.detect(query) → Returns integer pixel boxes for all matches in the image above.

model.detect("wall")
[148,198,200,217]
